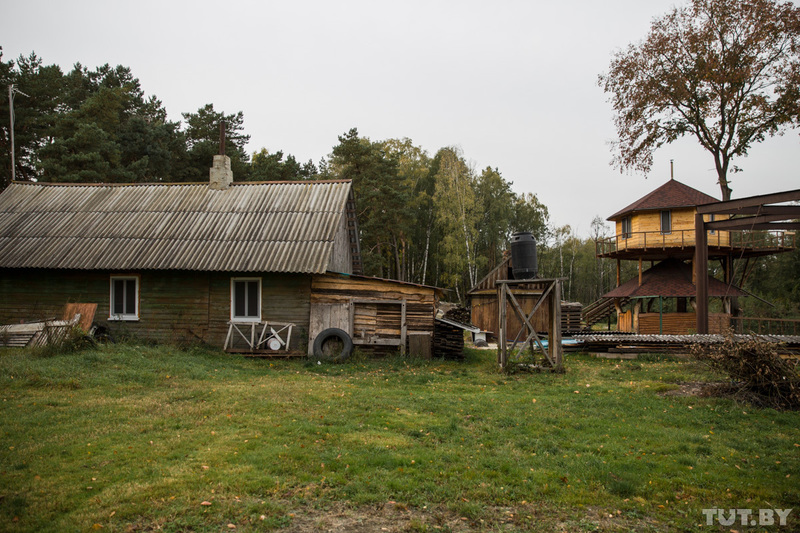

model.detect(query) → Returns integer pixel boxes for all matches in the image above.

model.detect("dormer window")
[660,210,672,234]
[621,217,632,239]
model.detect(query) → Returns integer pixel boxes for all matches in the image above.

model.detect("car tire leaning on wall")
[313,328,354,362]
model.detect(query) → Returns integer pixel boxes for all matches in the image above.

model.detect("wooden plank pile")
[0,314,82,348]
[561,302,583,334]
[573,332,800,356]
[433,319,464,360]
[0,325,38,347]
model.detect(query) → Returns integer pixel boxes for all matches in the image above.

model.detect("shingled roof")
[608,179,719,221]
[0,180,354,273]
[603,258,746,299]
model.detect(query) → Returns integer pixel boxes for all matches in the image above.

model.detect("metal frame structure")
[694,189,800,333]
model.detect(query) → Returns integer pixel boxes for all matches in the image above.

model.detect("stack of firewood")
[433,320,465,360]
[443,306,472,325]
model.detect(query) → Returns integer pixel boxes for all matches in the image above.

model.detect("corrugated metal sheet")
[0,181,352,273]
[573,333,800,344]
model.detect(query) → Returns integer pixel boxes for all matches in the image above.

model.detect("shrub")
[691,333,800,410]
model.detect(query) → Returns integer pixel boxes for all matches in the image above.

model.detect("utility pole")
[8,84,30,182]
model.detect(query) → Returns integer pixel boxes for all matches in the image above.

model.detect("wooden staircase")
[581,297,629,329]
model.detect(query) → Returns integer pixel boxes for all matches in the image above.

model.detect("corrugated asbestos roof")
[608,179,719,220]
[0,180,352,273]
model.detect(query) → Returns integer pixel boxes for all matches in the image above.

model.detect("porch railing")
[738,317,800,336]
[596,229,795,256]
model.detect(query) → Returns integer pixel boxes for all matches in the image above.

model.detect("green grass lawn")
[0,344,798,532]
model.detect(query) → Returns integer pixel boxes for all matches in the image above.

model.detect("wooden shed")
[468,255,580,339]
[309,273,443,356]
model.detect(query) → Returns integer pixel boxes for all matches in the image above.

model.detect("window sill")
[108,316,140,322]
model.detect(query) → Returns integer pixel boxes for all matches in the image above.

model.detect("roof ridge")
[10,179,351,187]
[607,178,719,220]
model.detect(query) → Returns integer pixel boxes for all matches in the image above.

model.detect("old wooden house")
[0,157,441,355]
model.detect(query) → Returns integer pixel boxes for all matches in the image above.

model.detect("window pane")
[661,211,671,233]
[234,281,246,317]
[113,279,125,314]
[247,281,259,317]
[622,217,631,237]
[125,279,136,315]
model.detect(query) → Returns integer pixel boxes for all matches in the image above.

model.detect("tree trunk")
[714,153,732,201]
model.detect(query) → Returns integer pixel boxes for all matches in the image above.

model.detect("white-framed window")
[109,275,139,321]
[231,277,261,322]
[660,210,672,234]
[709,213,716,235]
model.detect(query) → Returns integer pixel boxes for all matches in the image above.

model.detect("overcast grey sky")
[2,0,798,237]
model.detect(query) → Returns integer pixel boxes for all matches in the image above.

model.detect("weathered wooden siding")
[470,290,550,340]
[0,269,108,326]
[328,208,352,274]
[309,273,437,355]
[0,268,311,349]
[469,257,512,294]
[617,310,633,332]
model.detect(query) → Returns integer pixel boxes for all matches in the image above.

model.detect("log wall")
[615,210,730,249]
[638,312,730,335]
[0,268,311,349]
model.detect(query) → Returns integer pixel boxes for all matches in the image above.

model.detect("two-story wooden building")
[591,178,795,334]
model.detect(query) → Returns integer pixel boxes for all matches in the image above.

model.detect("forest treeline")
[1,50,797,312]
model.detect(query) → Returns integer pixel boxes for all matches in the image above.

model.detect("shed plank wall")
[309,274,437,354]
[328,209,352,274]
[470,291,550,340]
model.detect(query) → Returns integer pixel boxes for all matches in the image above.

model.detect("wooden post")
[400,299,407,355]
[550,278,562,368]
[695,212,709,334]
[638,257,643,286]
[498,282,507,369]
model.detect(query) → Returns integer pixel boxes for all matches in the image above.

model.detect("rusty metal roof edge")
[7,179,352,188]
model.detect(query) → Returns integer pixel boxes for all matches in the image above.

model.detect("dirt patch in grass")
[282,502,661,532]
[285,502,473,532]
[659,381,731,398]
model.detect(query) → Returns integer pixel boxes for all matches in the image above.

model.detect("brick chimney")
[209,154,233,190]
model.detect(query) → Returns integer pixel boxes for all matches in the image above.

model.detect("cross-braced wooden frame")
[497,278,564,371]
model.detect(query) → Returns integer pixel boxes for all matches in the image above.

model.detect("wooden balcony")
[596,229,795,261]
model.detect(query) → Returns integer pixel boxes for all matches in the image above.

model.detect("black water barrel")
[511,232,538,280]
